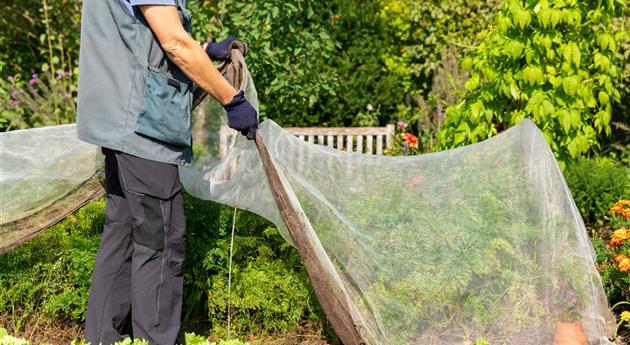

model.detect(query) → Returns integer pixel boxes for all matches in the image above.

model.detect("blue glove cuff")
[223,90,246,110]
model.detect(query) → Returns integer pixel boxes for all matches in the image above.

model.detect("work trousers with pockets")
[85,148,186,345]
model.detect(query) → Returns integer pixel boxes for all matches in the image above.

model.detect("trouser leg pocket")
[129,193,166,251]
[112,150,186,344]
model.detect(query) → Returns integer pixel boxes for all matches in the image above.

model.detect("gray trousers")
[85,148,186,345]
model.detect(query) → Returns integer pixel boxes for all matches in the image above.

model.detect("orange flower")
[613,254,630,272]
[610,228,630,248]
[404,132,419,149]
[610,200,630,216]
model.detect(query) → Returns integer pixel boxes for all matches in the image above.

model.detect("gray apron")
[76,0,193,165]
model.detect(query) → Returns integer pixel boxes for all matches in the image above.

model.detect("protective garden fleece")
[0,59,615,344]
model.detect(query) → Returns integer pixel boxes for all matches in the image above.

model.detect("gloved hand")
[223,90,258,140]
[204,36,248,61]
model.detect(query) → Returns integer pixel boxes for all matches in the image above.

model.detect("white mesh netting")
[0,58,615,344]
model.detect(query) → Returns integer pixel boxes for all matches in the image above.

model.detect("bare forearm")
[139,5,236,105]
[163,36,236,105]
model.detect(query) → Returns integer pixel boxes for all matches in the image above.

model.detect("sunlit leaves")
[562,75,581,95]
[510,4,532,29]
[507,40,525,59]
[598,33,618,53]
[522,65,545,85]
[562,42,581,68]
[438,0,626,163]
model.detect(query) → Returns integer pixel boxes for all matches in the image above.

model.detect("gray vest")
[76,0,193,165]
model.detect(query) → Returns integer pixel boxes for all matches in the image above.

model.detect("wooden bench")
[219,125,395,158]
[284,125,395,155]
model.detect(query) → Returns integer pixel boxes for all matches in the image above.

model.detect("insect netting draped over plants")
[184,120,615,345]
[0,55,615,344]
[0,125,104,253]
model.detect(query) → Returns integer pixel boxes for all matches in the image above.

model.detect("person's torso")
[76,0,194,165]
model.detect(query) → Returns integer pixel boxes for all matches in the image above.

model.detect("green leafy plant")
[0,195,326,341]
[564,158,630,225]
[289,142,593,343]
[0,200,104,330]
[0,0,81,78]
[379,0,501,94]
[438,0,628,164]
[0,328,251,345]
[189,0,339,127]
[0,71,76,130]
[180,195,324,337]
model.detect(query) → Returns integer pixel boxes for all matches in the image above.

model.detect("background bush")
[0,196,327,341]
[564,159,630,226]
[1,0,627,163]
[437,0,628,165]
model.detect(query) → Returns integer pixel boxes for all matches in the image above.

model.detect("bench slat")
[376,135,383,155]
[286,127,392,136]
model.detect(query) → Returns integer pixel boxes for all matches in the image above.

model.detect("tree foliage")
[379,0,500,94]
[189,0,340,126]
[0,0,81,78]
[438,0,628,164]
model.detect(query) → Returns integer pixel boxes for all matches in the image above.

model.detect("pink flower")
[407,175,423,188]
[396,120,408,129]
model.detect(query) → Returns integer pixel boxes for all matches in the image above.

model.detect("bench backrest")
[284,125,395,155]
[219,125,395,158]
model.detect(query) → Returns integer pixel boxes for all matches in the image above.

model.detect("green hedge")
[0,328,250,345]
[565,158,630,226]
[1,0,500,129]
[0,195,327,340]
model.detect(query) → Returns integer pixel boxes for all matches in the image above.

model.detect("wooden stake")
[254,132,367,345]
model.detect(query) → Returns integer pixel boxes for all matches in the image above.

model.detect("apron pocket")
[136,68,192,147]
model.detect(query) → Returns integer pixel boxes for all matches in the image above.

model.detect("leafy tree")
[0,0,81,78]
[437,0,628,164]
[190,0,339,127]
[376,0,500,147]
[379,0,501,94]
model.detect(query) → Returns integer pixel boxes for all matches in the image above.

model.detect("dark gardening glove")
[223,90,258,140]
[204,36,248,61]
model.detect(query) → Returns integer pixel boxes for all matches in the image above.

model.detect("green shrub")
[0,0,519,131]
[0,0,81,78]
[0,328,250,345]
[0,195,324,339]
[181,195,322,336]
[206,235,319,336]
[189,0,340,127]
[379,0,500,94]
[438,0,628,164]
[565,159,630,226]
[0,200,104,329]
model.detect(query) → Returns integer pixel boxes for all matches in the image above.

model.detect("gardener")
[75,0,257,343]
